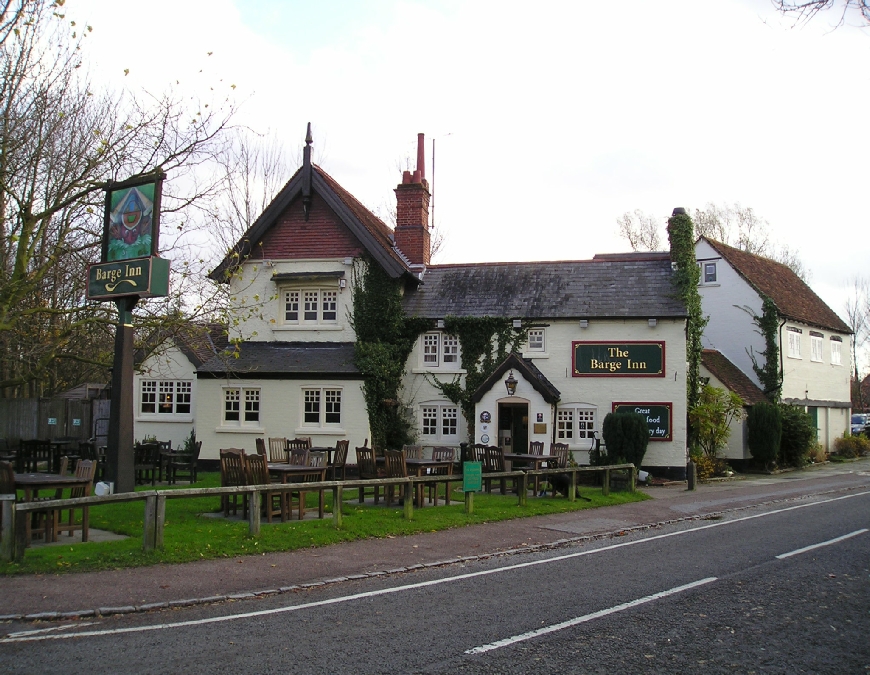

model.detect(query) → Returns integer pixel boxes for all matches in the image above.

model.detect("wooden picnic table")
[13,472,92,544]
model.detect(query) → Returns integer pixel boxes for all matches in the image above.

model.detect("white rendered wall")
[134,344,197,451]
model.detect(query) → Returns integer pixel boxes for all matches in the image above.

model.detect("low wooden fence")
[0,463,635,563]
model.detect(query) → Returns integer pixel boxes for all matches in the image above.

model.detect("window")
[787,327,802,359]
[704,262,717,283]
[831,337,842,365]
[302,388,342,427]
[421,332,460,368]
[810,331,823,362]
[223,387,260,426]
[557,406,597,443]
[283,288,338,325]
[140,380,192,416]
[420,404,459,441]
[527,328,545,352]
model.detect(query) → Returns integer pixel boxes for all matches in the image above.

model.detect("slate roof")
[209,164,413,282]
[472,353,561,403]
[197,342,360,379]
[402,258,687,320]
[701,237,850,334]
[701,349,767,406]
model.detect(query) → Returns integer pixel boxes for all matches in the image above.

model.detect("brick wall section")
[253,193,365,260]
[394,180,431,266]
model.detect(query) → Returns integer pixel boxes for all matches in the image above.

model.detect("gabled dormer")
[209,125,427,343]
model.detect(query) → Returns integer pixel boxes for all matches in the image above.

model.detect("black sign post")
[89,172,168,493]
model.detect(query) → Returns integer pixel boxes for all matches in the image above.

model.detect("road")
[2,488,868,674]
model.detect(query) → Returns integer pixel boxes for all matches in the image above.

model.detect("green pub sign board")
[612,402,672,441]
[87,257,170,300]
[463,461,482,492]
[573,341,665,377]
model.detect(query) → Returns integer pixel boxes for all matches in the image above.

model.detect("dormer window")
[283,288,338,326]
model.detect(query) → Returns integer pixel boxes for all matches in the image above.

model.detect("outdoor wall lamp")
[504,370,518,396]
[512,319,522,329]
[648,318,657,327]
[437,319,445,328]
[579,319,589,329]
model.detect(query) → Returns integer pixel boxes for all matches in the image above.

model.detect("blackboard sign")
[573,342,665,377]
[612,402,672,441]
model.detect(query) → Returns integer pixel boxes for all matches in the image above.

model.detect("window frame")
[300,386,343,429]
[420,331,461,369]
[221,386,261,428]
[419,402,460,443]
[703,262,717,283]
[556,404,597,446]
[281,287,340,327]
[830,337,842,366]
[526,328,546,353]
[139,379,193,417]
[787,327,802,359]
[810,331,824,363]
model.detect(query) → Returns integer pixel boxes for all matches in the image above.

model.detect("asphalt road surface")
[2,489,868,674]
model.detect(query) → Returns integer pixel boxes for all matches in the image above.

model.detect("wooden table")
[267,463,327,519]
[504,453,555,495]
[377,458,456,507]
[13,473,93,544]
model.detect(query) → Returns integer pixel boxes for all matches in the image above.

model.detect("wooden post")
[403,481,413,520]
[154,493,166,550]
[143,493,157,551]
[248,490,261,536]
[628,467,636,492]
[0,496,14,562]
[332,486,343,528]
[518,473,527,506]
[602,469,610,496]
[569,469,577,503]
[14,507,27,562]
[464,490,474,515]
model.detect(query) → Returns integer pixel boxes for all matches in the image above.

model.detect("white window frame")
[300,387,343,429]
[556,405,597,446]
[787,327,802,359]
[527,328,546,353]
[139,379,192,417]
[281,287,339,326]
[420,403,460,442]
[222,387,261,428]
[420,332,461,369]
[810,332,823,363]
[830,338,842,366]
[703,262,717,283]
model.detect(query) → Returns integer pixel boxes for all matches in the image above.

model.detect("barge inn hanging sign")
[572,341,664,377]
[87,173,170,300]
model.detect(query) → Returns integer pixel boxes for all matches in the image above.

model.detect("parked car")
[851,413,869,435]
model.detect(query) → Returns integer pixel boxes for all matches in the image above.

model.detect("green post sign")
[87,257,170,300]
[612,402,672,441]
[573,341,665,377]
[463,461,482,492]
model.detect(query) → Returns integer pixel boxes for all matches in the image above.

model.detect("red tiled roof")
[702,237,850,334]
[701,349,768,406]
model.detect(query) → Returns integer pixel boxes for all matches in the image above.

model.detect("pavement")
[2,458,869,622]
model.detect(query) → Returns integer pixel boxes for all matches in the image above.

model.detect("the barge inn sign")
[87,173,169,300]
[572,341,664,377]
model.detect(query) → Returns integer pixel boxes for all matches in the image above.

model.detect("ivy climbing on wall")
[430,316,529,443]
[667,210,708,452]
[748,295,783,402]
[350,256,431,451]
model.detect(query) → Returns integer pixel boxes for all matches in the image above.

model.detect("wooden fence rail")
[0,463,635,562]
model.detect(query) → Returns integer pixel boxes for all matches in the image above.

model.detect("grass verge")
[0,472,648,576]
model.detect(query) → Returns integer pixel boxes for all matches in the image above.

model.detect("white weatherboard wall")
[134,344,197,451]
[195,377,370,463]
[228,258,356,344]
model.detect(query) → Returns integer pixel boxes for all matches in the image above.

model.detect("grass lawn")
[0,472,648,576]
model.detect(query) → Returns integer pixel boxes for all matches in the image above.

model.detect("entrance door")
[498,402,529,453]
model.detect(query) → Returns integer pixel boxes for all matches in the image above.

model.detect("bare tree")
[616,210,663,251]
[844,276,869,409]
[773,0,870,27]
[0,2,236,396]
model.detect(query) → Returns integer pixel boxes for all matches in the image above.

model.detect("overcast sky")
[70,0,869,326]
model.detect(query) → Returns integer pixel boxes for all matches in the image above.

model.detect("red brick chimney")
[394,133,431,267]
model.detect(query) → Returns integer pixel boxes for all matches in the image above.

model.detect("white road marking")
[775,529,868,559]
[3,490,868,644]
[465,577,718,655]
[5,623,98,638]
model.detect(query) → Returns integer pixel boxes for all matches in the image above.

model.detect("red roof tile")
[701,349,768,406]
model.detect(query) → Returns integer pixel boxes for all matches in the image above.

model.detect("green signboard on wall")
[573,342,665,377]
[612,402,672,441]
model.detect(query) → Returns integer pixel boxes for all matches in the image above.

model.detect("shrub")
[747,402,782,467]
[692,453,729,480]
[689,385,745,458]
[833,435,870,458]
[601,412,650,467]
[778,404,816,467]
